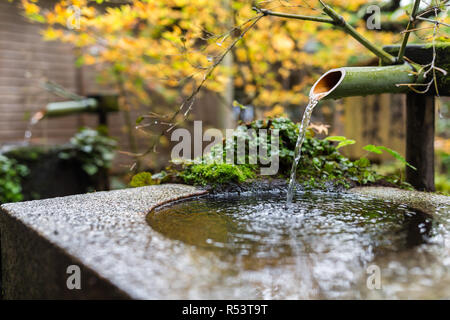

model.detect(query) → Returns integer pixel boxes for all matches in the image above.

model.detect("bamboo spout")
[312,63,421,100]
[42,95,119,118]
[44,98,98,118]
[310,69,346,99]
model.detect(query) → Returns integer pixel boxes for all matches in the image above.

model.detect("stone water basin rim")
[0,184,448,299]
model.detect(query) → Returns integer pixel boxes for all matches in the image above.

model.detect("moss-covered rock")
[180,163,256,186]
[131,117,411,191]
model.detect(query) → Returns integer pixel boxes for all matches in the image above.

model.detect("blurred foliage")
[4,145,47,162]
[59,127,117,175]
[437,101,450,137]
[1,128,117,202]
[435,143,450,195]
[362,144,416,169]
[374,157,450,195]
[436,172,450,195]
[435,99,450,195]
[19,0,448,192]
[19,0,448,120]
[0,155,29,203]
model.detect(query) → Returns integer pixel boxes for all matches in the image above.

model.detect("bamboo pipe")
[42,95,119,118]
[310,63,424,100]
[44,98,98,117]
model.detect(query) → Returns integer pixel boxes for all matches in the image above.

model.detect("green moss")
[180,163,256,186]
[435,44,450,91]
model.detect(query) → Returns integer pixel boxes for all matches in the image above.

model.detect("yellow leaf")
[41,28,63,41]
[272,34,295,51]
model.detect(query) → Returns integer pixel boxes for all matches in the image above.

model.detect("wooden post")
[97,106,108,127]
[406,93,435,191]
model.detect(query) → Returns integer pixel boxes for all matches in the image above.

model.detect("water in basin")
[147,191,450,299]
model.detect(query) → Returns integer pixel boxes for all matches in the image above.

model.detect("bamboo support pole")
[398,0,422,62]
[406,93,436,191]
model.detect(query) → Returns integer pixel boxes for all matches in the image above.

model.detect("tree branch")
[319,0,397,65]
[133,14,265,161]
[258,8,336,25]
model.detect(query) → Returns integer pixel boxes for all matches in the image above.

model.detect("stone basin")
[1,184,449,299]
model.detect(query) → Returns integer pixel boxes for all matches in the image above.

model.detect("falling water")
[24,110,45,144]
[286,93,326,203]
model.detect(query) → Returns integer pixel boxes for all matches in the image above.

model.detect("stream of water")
[286,93,325,203]
[24,110,45,144]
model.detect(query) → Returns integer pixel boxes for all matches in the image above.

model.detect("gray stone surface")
[1,184,207,299]
[1,184,449,299]
[350,186,450,216]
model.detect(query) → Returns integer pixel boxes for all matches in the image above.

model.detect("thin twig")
[41,80,85,101]
[115,70,140,170]
[398,0,422,62]
[417,16,450,27]
[132,14,265,161]
[396,5,447,95]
